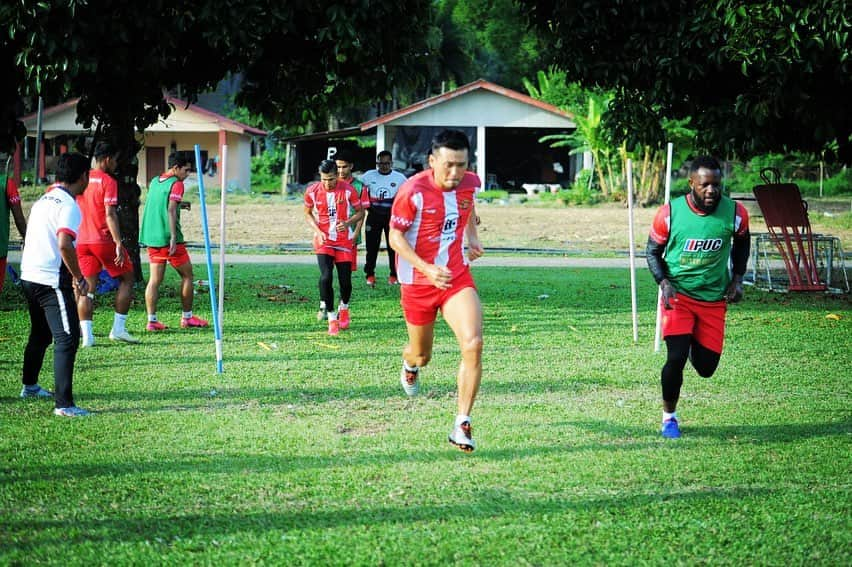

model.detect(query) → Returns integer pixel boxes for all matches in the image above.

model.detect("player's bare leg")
[400,322,434,396]
[175,261,207,328]
[145,262,167,331]
[109,270,139,343]
[442,287,483,451]
[77,275,99,346]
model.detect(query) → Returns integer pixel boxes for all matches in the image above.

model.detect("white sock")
[183,311,193,319]
[403,360,418,373]
[80,320,93,339]
[328,312,338,321]
[663,411,677,422]
[338,302,349,310]
[148,313,158,323]
[112,312,127,333]
[455,414,471,427]
[319,301,327,311]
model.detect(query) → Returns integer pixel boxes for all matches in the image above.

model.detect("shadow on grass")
[0,436,700,486]
[566,418,852,443]
[0,484,772,552]
[0,374,618,411]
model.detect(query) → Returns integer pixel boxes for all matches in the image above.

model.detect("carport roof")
[359,79,574,130]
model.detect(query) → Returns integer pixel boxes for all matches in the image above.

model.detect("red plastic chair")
[752,168,826,291]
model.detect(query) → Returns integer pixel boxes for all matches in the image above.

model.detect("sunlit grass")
[0,265,849,564]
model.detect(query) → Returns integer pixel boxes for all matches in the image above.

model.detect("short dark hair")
[690,155,722,174]
[334,149,354,164]
[319,159,337,175]
[376,150,392,161]
[431,129,470,153]
[55,153,90,184]
[168,151,193,169]
[93,141,116,159]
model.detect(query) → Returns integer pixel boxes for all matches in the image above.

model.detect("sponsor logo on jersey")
[442,213,459,234]
[683,238,723,252]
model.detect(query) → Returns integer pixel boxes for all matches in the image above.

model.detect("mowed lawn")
[0,264,849,565]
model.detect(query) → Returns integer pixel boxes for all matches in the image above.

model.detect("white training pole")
[218,145,227,332]
[627,159,638,343]
[654,143,674,352]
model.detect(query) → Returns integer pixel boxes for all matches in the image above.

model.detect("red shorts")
[400,270,476,326]
[316,245,355,264]
[661,291,727,353]
[147,243,191,268]
[351,245,358,272]
[77,242,134,278]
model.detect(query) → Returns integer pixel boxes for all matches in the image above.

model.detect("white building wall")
[389,91,575,129]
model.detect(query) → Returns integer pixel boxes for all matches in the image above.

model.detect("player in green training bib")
[139,152,208,332]
[646,156,751,439]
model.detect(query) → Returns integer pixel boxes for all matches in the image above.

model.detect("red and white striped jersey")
[304,180,361,248]
[390,170,480,285]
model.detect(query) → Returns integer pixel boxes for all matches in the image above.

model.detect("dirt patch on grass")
[17,191,849,253]
[181,200,660,252]
[179,197,850,253]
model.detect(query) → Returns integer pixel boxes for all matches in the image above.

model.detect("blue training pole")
[194,145,224,373]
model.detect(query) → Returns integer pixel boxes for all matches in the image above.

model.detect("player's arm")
[304,204,326,243]
[464,205,484,261]
[353,189,369,239]
[646,204,676,309]
[7,180,26,239]
[167,200,179,255]
[11,202,26,240]
[335,204,364,233]
[58,231,88,297]
[105,204,126,266]
[389,228,452,290]
[726,204,751,303]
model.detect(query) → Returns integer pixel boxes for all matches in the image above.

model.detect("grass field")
[0,264,849,564]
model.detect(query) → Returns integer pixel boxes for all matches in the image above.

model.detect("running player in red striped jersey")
[389,129,484,452]
[304,159,365,335]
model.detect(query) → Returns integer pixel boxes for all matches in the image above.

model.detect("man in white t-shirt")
[19,152,91,417]
[359,150,407,286]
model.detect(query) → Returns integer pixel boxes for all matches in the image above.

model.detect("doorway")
[146,147,165,184]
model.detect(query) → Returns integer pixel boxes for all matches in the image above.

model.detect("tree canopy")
[520,0,852,161]
[1,0,435,153]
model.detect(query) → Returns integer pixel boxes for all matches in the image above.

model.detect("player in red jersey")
[389,129,484,452]
[646,156,750,438]
[334,150,370,274]
[0,168,27,292]
[304,159,365,335]
[75,142,139,346]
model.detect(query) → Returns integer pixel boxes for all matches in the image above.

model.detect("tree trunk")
[593,151,609,197]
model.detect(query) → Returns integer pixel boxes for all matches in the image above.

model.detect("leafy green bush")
[726,153,852,196]
[250,145,288,193]
[555,186,599,206]
[477,189,509,202]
